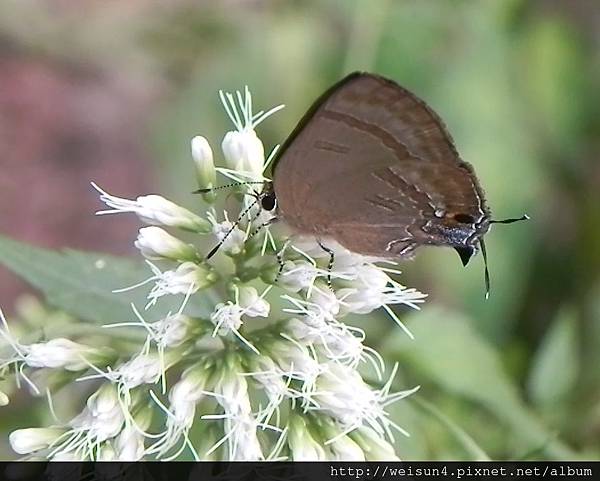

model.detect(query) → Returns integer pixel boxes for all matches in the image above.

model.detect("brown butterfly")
[260,72,527,296]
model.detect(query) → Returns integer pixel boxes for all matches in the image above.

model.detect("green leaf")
[382,307,577,459]
[0,234,215,323]
[527,307,579,406]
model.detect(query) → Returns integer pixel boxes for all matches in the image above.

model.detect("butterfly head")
[451,213,529,298]
[259,181,277,211]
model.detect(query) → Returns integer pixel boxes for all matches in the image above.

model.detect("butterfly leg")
[385,237,416,258]
[317,241,335,289]
[275,239,290,282]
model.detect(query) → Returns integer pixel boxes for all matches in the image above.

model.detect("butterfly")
[200,72,527,296]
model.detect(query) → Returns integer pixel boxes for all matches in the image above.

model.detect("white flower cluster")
[1,86,426,461]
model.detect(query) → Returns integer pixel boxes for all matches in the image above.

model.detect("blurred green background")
[1,0,599,460]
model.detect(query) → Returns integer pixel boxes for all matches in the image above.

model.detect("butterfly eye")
[261,192,276,211]
[453,213,474,224]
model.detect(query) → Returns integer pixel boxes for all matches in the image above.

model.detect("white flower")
[225,412,264,461]
[154,314,192,348]
[201,361,272,461]
[279,260,322,293]
[210,286,269,353]
[9,428,66,454]
[219,86,284,180]
[157,262,210,294]
[115,409,152,461]
[311,363,418,442]
[0,390,9,406]
[288,416,327,461]
[222,130,265,180]
[22,338,104,371]
[238,286,270,318]
[73,385,125,443]
[207,211,247,256]
[329,434,366,461]
[126,302,196,351]
[1,313,111,393]
[337,278,427,339]
[282,294,335,330]
[115,425,145,461]
[76,353,164,412]
[247,356,290,406]
[134,226,198,261]
[97,443,117,461]
[191,135,217,195]
[15,385,127,460]
[114,354,163,391]
[214,365,253,415]
[352,426,400,461]
[265,335,323,401]
[342,263,391,290]
[210,303,243,335]
[114,260,216,309]
[92,183,210,233]
[284,314,382,376]
[148,364,212,460]
[338,272,426,315]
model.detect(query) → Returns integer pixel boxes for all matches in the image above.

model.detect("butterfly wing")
[272,72,490,257]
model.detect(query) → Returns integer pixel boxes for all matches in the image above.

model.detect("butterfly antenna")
[490,214,530,224]
[480,237,491,300]
[193,181,265,194]
[206,198,259,259]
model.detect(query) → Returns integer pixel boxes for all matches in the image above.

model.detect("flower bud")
[351,427,399,461]
[164,262,217,294]
[23,338,106,371]
[135,195,211,233]
[0,390,9,406]
[288,416,327,461]
[210,303,243,335]
[86,384,121,419]
[279,261,319,293]
[238,286,270,318]
[156,314,192,348]
[146,262,217,307]
[9,427,66,454]
[117,354,162,390]
[97,443,117,461]
[211,220,246,257]
[229,413,263,461]
[134,227,198,262]
[170,363,212,406]
[336,287,381,315]
[329,434,365,461]
[115,424,144,461]
[92,182,211,232]
[313,363,377,427]
[191,136,217,203]
[213,357,252,415]
[222,130,265,180]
